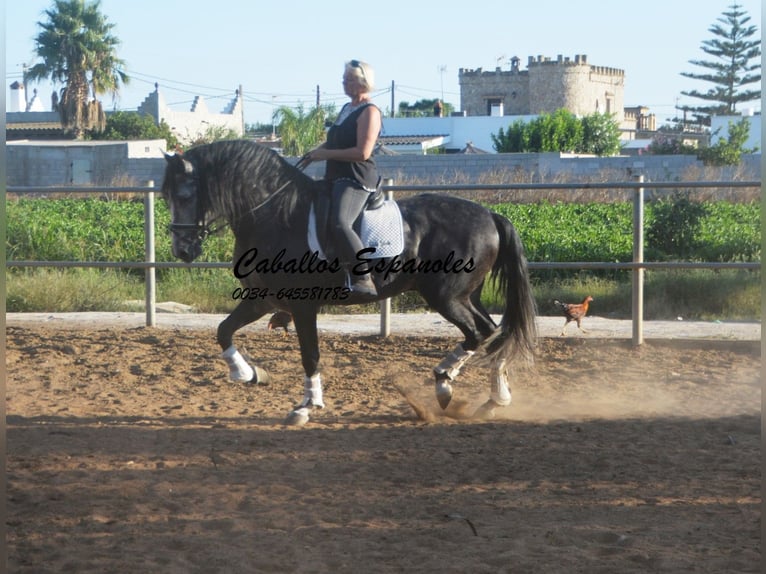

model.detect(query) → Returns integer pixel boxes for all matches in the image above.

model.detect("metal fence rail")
[7,179,761,345]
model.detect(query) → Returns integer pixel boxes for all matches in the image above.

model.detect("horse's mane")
[184,140,314,229]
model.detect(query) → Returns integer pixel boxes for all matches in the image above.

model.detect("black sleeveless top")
[324,102,380,191]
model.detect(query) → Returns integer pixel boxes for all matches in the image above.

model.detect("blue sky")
[5,0,763,125]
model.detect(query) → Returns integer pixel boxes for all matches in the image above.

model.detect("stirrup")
[347,273,378,297]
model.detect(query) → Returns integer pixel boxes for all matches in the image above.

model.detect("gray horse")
[162,140,536,425]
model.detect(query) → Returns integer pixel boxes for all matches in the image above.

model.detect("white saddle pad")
[308,200,404,260]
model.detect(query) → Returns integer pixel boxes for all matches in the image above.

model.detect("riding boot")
[346,268,378,297]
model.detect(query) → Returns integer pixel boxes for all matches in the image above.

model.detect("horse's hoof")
[229,366,254,383]
[435,380,453,410]
[473,400,499,420]
[474,398,511,420]
[253,366,271,384]
[285,407,310,426]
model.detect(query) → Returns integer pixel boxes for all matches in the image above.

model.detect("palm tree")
[275,103,334,156]
[26,0,129,138]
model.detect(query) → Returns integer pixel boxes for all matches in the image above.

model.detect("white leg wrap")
[222,345,255,382]
[490,359,512,406]
[299,373,324,409]
[433,343,475,380]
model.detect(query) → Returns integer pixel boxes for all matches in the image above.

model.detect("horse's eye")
[175,185,195,201]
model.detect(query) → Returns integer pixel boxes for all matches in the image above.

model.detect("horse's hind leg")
[426,294,497,409]
[217,299,270,383]
[467,289,514,413]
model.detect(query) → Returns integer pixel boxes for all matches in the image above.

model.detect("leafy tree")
[646,194,708,260]
[91,111,179,150]
[697,116,757,165]
[187,124,240,148]
[275,103,334,156]
[537,109,583,152]
[644,134,698,155]
[397,99,455,117]
[580,112,622,156]
[492,120,528,153]
[492,110,620,156]
[680,3,761,121]
[493,111,580,153]
[26,0,128,139]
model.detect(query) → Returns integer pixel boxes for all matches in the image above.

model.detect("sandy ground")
[5,311,762,573]
[6,310,761,340]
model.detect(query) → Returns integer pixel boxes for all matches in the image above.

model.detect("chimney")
[9,81,25,112]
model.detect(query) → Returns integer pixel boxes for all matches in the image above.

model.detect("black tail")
[484,212,537,364]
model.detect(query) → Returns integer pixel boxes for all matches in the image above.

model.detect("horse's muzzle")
[172,238,202,263]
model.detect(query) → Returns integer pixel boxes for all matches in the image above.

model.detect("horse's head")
[162,152,205,262]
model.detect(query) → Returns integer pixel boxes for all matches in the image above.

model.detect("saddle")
[308,179,404,262]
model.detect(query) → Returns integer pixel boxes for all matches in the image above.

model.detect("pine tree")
[680,3,760,122]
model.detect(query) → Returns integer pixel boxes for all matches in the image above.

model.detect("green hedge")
[7,198,235,273]
[7,196,760,265]
[489,199,760,264]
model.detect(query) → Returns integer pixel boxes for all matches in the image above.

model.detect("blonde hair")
[346,59,375,91]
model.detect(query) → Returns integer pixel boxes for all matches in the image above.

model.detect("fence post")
[379,179,393,337]
[632,175,644,346]
[144,180,156,327]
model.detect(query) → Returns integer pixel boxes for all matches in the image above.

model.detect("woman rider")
[301,59,381,297]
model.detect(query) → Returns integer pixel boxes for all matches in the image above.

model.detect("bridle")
[166,177,293,242]
[167,219,224,242]
[166,176,225,241]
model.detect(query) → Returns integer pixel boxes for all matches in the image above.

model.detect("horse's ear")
[182,158,195,176]
[164,152,194,176]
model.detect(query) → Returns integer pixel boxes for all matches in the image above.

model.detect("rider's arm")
[307,106,381,163]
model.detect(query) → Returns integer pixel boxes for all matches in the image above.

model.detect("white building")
[7,81,245,144]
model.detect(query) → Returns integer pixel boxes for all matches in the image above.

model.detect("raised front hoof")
[284,407,310,426]
[232,365,271,385]
[435,380,454,410]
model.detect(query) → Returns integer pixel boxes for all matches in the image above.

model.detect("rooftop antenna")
[437,65,447,102]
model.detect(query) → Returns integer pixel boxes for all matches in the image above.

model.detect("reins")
[168,178,295,241]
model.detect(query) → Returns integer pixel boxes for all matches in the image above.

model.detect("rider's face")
[342,73,362,98]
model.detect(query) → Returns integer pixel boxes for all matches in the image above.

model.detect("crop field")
[6,196,761,318]
[6,197,760,265]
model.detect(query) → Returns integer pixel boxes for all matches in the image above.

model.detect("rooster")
[267,310,293,334]
[553,295,593,336]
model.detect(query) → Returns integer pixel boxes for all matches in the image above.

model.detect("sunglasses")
[350,59,367,80]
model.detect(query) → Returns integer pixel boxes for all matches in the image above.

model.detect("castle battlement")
[458,67,528,78]
[458,52,625,121]
[526,54,624,76]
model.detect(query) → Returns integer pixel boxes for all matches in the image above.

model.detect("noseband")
[167,220,214,241]
[167,177,224,241]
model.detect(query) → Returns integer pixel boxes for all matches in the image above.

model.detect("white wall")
[137,87,244,145]
[381,115,538,153]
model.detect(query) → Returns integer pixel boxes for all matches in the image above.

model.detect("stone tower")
[459,54,625,123]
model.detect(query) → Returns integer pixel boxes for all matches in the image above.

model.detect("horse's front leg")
[284,307,323,426]
[217,299,271,383]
